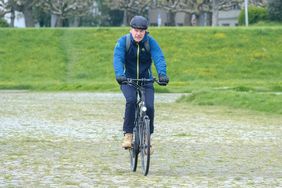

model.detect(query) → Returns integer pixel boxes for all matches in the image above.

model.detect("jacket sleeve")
[149,36,167,76]
[113,36,126,77]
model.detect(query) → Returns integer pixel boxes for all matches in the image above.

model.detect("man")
[113,16,169,149]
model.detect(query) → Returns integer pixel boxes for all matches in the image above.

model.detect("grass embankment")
[0,27,281,114]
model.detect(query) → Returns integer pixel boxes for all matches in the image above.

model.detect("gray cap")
[130,16,148,30]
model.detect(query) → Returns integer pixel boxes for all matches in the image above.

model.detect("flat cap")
[130,16,148,30]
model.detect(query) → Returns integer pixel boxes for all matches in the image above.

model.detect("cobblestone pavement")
[0,91,281,187]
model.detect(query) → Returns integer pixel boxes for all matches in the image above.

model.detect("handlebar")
[122,77,166,86]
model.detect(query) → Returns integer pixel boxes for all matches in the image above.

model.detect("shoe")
[122,133,133,149]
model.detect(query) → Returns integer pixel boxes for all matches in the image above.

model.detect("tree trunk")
[55,16,63,27]
[212,0,219,26]
[73,17,80,27]
[10,7,15,27]
[23,6,34,27]
[167,10,176,26]
[199,11,211,26]
[183,12,192,26]
[122,9,128,26]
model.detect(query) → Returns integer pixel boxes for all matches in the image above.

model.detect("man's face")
[130,28,146,42]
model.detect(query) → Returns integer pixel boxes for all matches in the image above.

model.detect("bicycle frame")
[124,78,155,134]
[127,79,150,147]
[123,77,166,175]
[123,78,155,176]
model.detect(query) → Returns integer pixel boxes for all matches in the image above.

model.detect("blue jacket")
[113,32,167,79]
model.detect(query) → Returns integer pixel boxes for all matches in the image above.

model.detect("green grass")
[0,28,122,91]
[177,90,282,114]
[252,21,282,27]
[0,27,281,114]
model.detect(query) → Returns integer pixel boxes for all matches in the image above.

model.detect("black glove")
[158,75,169,86]
[116,76,127,85]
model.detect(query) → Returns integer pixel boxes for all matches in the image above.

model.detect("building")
[149,8,240,27]
[218,10,241,26]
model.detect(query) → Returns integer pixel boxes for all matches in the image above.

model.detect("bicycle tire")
[130,128,138,171]
[140,116,151,176]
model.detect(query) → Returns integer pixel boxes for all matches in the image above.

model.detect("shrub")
[238,6,268,25]
[268,0,282,21]
[0,18,9,27]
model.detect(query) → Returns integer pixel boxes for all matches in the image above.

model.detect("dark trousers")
[121,83,154,134]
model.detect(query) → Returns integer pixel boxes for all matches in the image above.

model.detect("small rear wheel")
[140,116,150,176]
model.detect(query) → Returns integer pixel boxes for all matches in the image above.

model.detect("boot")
[122,133,133,149]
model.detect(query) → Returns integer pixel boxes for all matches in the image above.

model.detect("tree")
[105,0,201,26]
[201,0,267,26]
[1,0,104,27]
[155,0,211,26]
[209,0,242,26]
[157,0,196,26]
[0,0,15,26]
[268,0,282,21]
[40,0,95,27]
[0,0,7,17]
[238,5,267,25]
[15,0,40,27]
[105,0,152,26]
[0,0,40,27]
[0,17,9,27]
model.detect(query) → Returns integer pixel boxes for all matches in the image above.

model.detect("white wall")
[218,10,240,26]
[4,11,26,28]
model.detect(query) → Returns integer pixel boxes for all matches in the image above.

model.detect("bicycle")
[122,77,163,176]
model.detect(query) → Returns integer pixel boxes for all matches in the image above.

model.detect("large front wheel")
[140,116,151,176]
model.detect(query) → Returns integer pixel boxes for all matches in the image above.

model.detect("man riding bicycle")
[113,15,169,150]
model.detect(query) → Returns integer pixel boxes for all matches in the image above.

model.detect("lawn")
[0,27,281,113]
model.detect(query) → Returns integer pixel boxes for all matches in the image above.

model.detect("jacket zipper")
[137,43,140,81]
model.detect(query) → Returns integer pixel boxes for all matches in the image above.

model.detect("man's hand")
[116,76,127,85]
[158,75,169,86]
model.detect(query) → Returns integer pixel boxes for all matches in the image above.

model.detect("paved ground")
[0,91,281,187]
